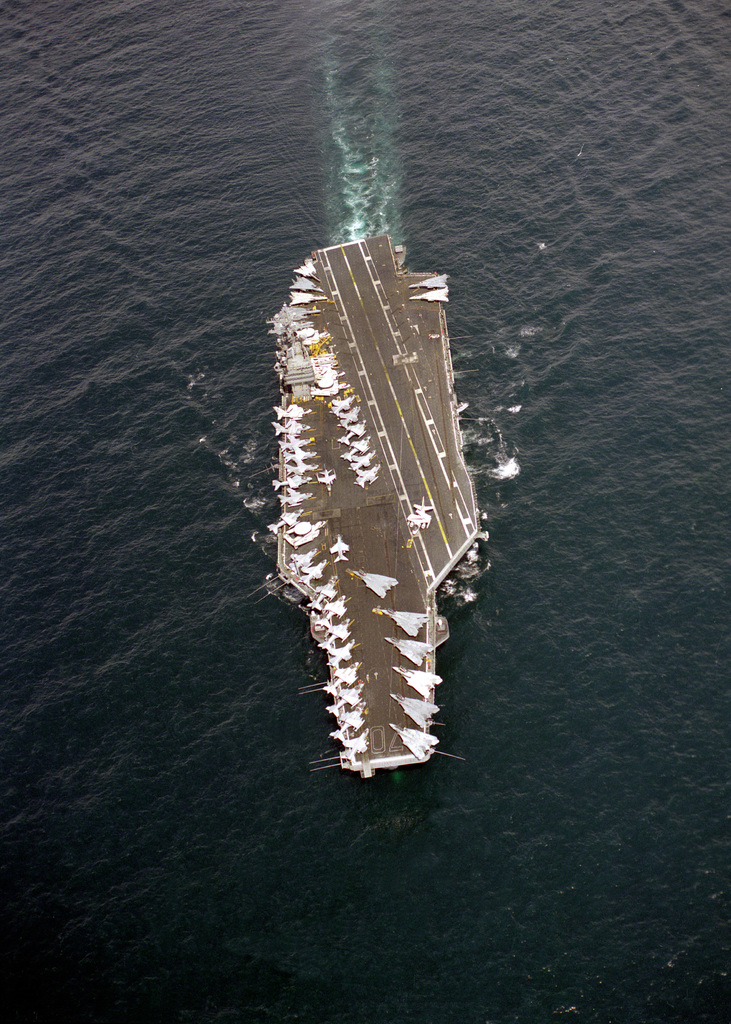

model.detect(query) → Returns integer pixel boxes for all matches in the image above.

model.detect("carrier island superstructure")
[268,234,478,777]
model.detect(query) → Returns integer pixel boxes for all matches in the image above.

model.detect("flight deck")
[269,234,478,776]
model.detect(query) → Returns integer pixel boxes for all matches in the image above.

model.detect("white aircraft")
[275,418,303,433]
[355,465,380,488]
[291,277,322,292]
[409,287,449,303]
[330,535,350,562]
[301,560,327,582]
[339,686,362,707]
[289,454,317,470]
[341,709,364,731]
[327,621,350,643]
[338,405,361,426]
[340,450,357,464]
[282,432,312,446]
[389,724,438,760]
[319,635,340,657]
[331,395,354,415]
[317,469,336,491]
[283,445,315,459]
[350,436,371,454]
[292,549,316,571]
[374,608,428,637]
[289,291,319,306]
[324,596,347,618]
[274,404,309,420]
[409,273,448,290]
[283,474,306,490]
[333,665,359,685]
[351,451,375,471]
[350,571,398,598]
[284,528,317,549]
[347,420,367,438]
[286,491,313,506]
[286,459,318,476]
[407,510,430,530]
[391,663,442,696]
[385,637,431,666]
[328,641,355,668]
[280,511,301,528]
[317,578,338,602]
[390,693,439,730]
[294,259,318,278]
[407,501,433,531]
[283,444,315,459]
[341,732,368,754]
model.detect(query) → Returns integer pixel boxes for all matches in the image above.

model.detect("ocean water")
[1,1,729,1022]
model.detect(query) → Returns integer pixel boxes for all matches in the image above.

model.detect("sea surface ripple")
[1,2,729,1022]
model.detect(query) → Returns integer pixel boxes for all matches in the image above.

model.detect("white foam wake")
[489,455,520,480]
[319,28,402,244]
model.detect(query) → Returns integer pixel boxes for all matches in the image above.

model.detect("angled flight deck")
[269,234,478,776]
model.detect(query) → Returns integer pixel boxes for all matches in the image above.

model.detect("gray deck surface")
[277,235,478,774]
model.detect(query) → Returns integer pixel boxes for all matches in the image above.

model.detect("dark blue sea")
[2,1,729,1021]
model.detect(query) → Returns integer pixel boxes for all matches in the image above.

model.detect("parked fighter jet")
[330,535,350,562]
[350,571,398,598]
[328,641,355,669]
[331,395,355,415]
[290,277,322,292]
[389,725,438,760]
[341,732,368,755]
[324,596,347,619]
[293,259,318,279]
[355,465,380,488]
[393,666,442,699]
[351,451,375,471]
[327,621,351,643]
[316,578,338,602]
[285,491,313,506]
[339,686,362,707]
[409,273,448,290]
[409,287,449,303]
[338,405,361,427]
[333,665,359,686]
[317,468,336,491]
[289,291,320,306]
[301,560,327,584]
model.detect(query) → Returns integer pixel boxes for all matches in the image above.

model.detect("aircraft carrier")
[268,234,478,776]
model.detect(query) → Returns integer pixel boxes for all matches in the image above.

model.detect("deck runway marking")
[320,247,434,581]
[355,241,473,541]
[343,243,452,555]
